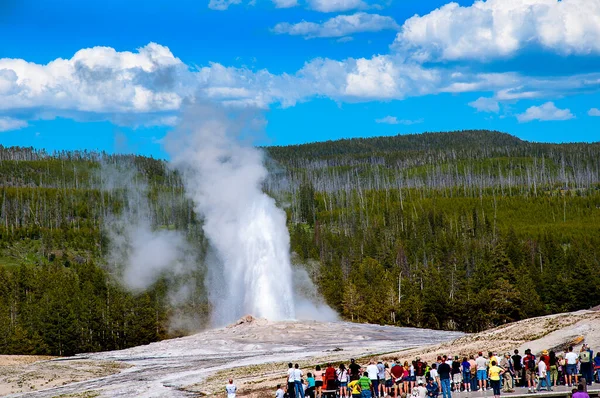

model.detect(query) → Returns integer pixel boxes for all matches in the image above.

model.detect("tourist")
[489,352,500,368]
[314,365,324,398]
[294,363,305,398]
[566,346,579,387]
[579,344,594,385]
[468,355,477,391]
[325,363,337,390]
[558,354,566,386]
[306,372,316,398]
[488,361,504,398]
[276,384,285,398]
[540,350,552,390]
[476,352,488,391]
[593,352,600,383]
[451,356,461,391]
[500,352,515,393]
[377,360,386,398]
[358,371,373,398]
[413,381,427,398]
[350,359,362,382]
[512,349,523,387]
[287,363,297,398]
[438,355,452,398]
[549,351,559,387]
[226,379,237,398]
[338,364,349,398]
[537,355,552,392]
[572,384,590,398]
[348,377,362,398]
[427,377,440,398]
[384,362,394,397]
[523,349,537,392]
[461,356,471,392]
[429,363,439,389]
[367,360,380,397]
[416,357,426,386]
[391,359,404,397]
[408,360,416,392]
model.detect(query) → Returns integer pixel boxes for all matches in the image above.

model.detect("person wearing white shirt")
[565,347,579,387]
[275,384,285,398]
[413,382,428,398]
[287,363,297,398]
[294,363,305,398]
[367,360,381,397]
[536,360,552,391]
[226,379,237,398]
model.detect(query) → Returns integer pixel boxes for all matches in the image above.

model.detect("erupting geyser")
[165,105,295,325]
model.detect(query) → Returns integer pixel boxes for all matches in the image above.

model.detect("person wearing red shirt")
[391,360,405,397]
[325,363,337,390]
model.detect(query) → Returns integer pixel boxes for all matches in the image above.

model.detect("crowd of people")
[258,344,600,398]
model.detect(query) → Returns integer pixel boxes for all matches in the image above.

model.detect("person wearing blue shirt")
[427,378,439,398]
[594,352,600,383]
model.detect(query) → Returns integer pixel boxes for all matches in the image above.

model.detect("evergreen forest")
[1,130,600,356]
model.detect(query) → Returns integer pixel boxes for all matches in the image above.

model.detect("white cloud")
[589,108,600,117]
[306,0,367,12]
[393,0,600,62]
[2,42,599,128]
[0,43,187,116]
[272,0,298,7]
[272,12,398,38]
[0,117,28,132]
[469,97,500,113]
[516,102,575,123]
[375,116,423,125]
[208,0,242,10]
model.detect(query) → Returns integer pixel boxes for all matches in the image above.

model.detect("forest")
[1,130,599,356]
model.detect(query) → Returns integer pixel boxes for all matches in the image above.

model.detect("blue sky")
[0,0,599,157]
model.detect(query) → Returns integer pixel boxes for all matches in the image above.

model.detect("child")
[276,384,285,398]
[305,372,316,398]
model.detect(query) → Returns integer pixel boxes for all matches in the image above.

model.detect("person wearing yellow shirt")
[348,379,362,398]
[488,361,505,398]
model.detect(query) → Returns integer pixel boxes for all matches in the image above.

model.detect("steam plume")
[165,104,296,325]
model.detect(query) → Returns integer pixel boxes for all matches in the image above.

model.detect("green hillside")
[1,130,600,355]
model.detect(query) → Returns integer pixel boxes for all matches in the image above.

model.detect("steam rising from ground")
[102,163,191,291]
[164,105,301,326]
[104,103,336,328]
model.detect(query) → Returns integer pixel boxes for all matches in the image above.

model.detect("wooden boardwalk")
[444,386,600,398]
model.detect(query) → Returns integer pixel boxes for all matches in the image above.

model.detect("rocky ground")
[2,310,599,397]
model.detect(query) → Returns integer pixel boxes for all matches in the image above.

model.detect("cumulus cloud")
[375,116,423,125]
[306,0,367,12]
[516,102,575,122]
[589,108,600,117]
[0,117,28,132]
[0,43,188,117]
[1,42,599,127]
[469,97,500,113]
[393,0,600,62]
[272,12,398,38]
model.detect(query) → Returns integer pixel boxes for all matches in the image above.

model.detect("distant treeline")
[1,130,600,355]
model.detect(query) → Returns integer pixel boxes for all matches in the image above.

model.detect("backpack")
[580,351,591,363]
[526,355,536,370]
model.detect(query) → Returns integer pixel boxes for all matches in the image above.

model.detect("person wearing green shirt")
[358,372,373,398]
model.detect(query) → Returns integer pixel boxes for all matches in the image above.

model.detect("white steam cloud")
[165,105,296,325]
[165,103,336,326]
[101,161,205,333]
[104,103,337,328]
